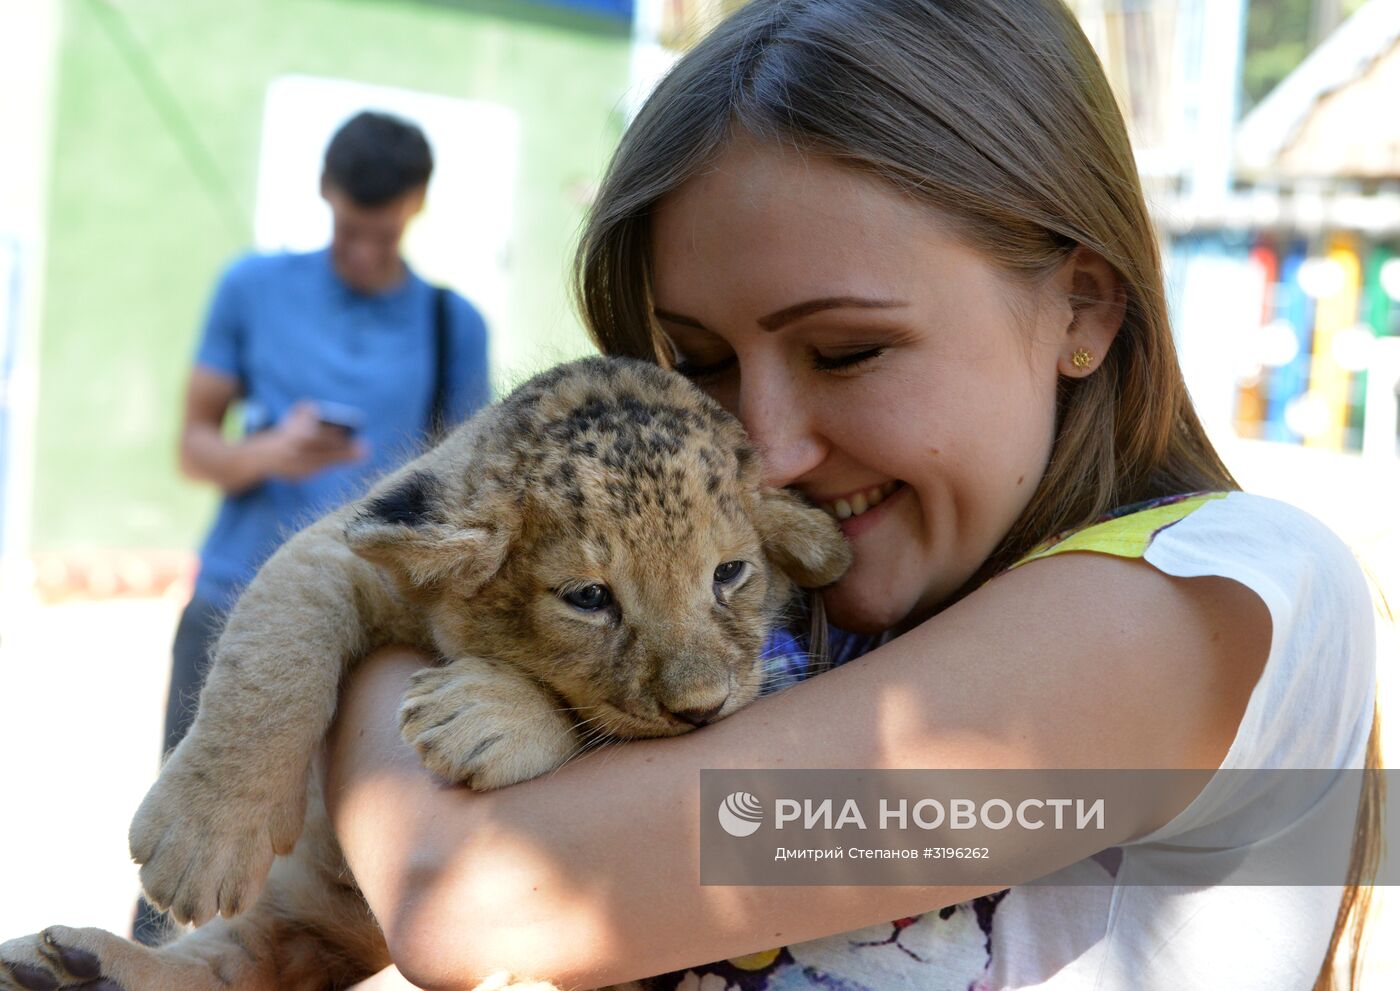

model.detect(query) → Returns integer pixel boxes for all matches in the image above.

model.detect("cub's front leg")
[128,514,406,926]
[399,656,579,788]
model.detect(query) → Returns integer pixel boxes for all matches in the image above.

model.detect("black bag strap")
[429,286,451,440]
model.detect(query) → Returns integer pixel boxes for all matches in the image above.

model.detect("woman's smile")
[812,480,907,539]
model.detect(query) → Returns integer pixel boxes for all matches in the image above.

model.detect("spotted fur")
[1,357,849,991]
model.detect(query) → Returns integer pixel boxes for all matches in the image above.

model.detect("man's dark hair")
[322,110,434,207]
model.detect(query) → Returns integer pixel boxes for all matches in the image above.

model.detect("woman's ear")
[1054,246,1127,378]
[753,488,853,588]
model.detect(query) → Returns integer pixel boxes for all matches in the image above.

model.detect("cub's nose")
[670,700,727,727]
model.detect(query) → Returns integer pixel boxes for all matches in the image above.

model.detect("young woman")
[327,1,1381,988]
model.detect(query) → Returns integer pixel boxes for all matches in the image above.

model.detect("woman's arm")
[326,552,1269,990]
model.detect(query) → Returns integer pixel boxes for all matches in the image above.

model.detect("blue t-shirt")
[192,248,490,605]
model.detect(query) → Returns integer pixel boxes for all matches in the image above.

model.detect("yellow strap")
[1009,493,1227,571]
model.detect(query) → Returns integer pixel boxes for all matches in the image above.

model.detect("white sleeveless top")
[989,492,1376,989]
[658,492,1377,991]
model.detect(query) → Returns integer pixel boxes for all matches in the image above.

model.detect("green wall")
[34,0,630,552]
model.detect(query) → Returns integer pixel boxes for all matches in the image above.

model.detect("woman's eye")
[561,583,613,611]
[713,560,748,586]
[673,353,737,381]
[811,346,885,372]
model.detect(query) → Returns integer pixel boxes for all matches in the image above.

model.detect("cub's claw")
[128,740,307,925]
[399,658,578,789]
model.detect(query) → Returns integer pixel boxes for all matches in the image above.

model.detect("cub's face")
[441,470,782,738]
[347,357,851,740]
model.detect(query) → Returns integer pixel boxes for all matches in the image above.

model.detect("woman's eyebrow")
[758,296,908,330]
[654,296,908,333]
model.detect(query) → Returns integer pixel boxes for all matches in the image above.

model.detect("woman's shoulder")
[1015,488,1376,681]
[1132,491,1372,634]
[1014,490,1369,606]
[1020,489,1375,771]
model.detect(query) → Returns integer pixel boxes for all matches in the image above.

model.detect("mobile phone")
[314,401,366,435]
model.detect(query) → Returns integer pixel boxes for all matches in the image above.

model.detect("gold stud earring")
[1071,347,1094,369]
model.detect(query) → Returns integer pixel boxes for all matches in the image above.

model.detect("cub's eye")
[713,561,747,586]
[561,583,613,611]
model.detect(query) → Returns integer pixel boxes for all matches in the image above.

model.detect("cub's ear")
[754,488,852,588]
[345,471,514,594]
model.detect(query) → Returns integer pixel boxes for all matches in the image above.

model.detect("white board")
[253,75,520,367]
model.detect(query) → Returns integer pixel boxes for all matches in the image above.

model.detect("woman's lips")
[816,479,901,521]
[817,481,907,539]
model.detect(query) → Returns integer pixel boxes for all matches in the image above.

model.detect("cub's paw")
[0,925,242,991]
[128,738,307,926]
[399,657,577,789]
[0,924,192,991]
[1,927,122,991]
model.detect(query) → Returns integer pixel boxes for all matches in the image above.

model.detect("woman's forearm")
[325,554,1259,989]
[324,652,434,951]
[325,649,998,989]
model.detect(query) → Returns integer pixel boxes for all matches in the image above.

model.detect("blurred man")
[135,110,490,942]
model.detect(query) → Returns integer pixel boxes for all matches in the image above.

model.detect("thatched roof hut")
[1237,0,1400,180]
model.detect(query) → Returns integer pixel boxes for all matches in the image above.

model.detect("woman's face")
[651,138,1081,633]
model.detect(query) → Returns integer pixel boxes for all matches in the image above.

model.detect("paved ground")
[0,437,1396,981]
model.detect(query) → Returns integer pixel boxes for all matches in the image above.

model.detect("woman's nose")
[737,364,826,488]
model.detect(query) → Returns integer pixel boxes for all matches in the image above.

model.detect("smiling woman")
[326,1,1373,989]
[647,137,1122,633]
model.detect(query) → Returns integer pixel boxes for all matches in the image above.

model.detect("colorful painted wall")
[33,0,632,557]
[1168,232,1400,454]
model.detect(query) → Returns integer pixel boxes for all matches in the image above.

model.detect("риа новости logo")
[718,791,764,837]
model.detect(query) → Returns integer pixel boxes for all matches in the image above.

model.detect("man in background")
[135,110,490,942]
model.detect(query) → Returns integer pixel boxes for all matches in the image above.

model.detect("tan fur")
[1,357,849,991]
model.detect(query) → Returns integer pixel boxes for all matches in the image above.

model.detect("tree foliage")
[1243,0,1369,109]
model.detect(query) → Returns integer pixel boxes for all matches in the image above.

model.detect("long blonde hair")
[573,2,1380,981]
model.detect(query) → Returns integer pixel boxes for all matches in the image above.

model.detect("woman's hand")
[347,964,424,990]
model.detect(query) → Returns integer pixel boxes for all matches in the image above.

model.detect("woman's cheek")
[826,534,926,634]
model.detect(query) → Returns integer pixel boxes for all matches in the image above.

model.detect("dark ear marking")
[362,472,440,527]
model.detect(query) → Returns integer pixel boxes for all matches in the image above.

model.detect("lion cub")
[0,357,849,991]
